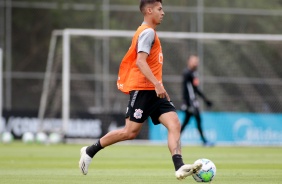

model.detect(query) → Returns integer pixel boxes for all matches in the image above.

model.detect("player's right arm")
[136,28,170,100]
[136,52,169,100]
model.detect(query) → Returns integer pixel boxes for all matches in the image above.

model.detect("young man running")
[79,0,202,180]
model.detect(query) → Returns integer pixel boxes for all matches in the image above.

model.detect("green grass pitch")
[0,142,282,184]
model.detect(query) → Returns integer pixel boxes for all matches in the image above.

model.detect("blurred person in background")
[180,55,214,147]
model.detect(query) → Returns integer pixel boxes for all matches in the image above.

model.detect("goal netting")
[39,29,282,137]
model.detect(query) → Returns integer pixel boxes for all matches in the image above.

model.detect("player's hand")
[155,82,170,101]
[205,100,213,107]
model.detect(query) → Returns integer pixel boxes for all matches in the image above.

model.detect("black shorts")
[125,90,176,125]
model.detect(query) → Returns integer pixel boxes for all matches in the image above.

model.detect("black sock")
[86,139,104,158]
[172,154,184,171]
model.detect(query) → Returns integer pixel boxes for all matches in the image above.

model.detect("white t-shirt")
[137,27,155,55]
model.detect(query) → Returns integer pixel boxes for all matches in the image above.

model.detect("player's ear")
[146,6,153,14]
[148,7,153,14]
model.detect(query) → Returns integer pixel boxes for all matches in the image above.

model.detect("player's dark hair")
[139,0,162,13]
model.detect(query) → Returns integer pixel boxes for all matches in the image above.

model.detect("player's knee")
[172,115,181,126]
[174,121,181,132]
[168,118,181,132]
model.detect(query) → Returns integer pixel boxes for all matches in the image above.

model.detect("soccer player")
[79,0,202,180]
[180,55,213,146]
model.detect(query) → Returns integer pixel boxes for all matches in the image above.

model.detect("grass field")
[0,142,282,184]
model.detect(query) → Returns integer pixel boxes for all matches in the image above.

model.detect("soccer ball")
[22,132,35,144]
[48,132,62,144]
[192,158,216,182]
[1,131,14,144]
[35,132,48,144]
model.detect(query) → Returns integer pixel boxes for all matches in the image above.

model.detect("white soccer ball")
[1,131,14,144]
[48,132,62,144]
[192,158,216,182]
[35,132,48,144]
[22,132,35,144]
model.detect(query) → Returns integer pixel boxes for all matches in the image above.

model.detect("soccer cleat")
[175,162,202,180]
[79,146,92,175]
[203,142,215,147]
